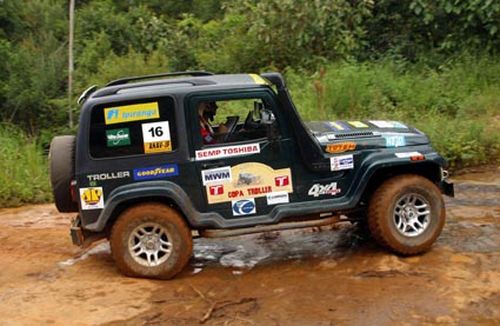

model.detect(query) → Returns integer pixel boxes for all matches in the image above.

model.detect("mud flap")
[440,180,454,197]
[70,216,84,246]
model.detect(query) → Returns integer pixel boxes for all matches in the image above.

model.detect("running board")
[200,215,341,238]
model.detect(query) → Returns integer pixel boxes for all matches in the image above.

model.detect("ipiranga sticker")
[201,166,232,186]
[205,162,292,204]
[79,187,104,210]
[104,102,159,125]
[195,143,260,161]
[141,121,172,153]
[330,154,354,171]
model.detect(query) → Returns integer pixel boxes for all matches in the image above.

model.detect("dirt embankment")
[0,169,498,325]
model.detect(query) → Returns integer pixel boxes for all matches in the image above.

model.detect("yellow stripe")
[249,74,268,85]
[348,121,368,128]
[329,121,345,131]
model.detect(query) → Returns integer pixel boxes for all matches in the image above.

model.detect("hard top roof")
[85,72,270,102]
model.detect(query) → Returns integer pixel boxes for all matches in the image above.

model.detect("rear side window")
[89,97,177,158]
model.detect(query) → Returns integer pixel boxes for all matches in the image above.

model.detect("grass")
[0,124,52,207]
[286,55,500,168]
[1,54,498,207]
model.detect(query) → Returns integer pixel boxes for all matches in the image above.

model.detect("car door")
[187,89,296,220]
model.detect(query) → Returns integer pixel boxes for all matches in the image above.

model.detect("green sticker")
[106,128,130,147]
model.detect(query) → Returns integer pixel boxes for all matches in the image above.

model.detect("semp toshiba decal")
[203,162,293,204]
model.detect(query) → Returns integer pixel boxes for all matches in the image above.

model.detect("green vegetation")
[0,0,498,206]
[0,125,51,207]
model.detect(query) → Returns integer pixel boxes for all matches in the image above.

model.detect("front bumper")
[439,180,454,197]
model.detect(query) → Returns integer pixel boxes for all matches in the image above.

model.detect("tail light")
[70,180,78,203]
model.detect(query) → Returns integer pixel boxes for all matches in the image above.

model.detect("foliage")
[0,124,52,207]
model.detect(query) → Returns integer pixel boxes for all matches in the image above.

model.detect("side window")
[197,97,276,146]
[89,97,177,158]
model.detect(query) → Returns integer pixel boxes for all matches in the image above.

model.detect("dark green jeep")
[49,71,454,279]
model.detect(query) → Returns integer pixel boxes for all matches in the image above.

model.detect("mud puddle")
[0,168,498,325]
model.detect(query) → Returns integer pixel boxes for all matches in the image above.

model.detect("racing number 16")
[148,126,163,138]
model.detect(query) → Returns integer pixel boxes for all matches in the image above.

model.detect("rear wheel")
[110,203,192,279]
[367,174,445,255]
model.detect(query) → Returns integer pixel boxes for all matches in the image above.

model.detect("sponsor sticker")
[266,192,290,205]
[308,183,341,198]
[370,120,407,129]
[195,143,260,161]
[384,135,406,147]
[104,102,159,125]
[201,166,232,186]
[87,171,130,182]
[348,121,369,128]
[328,121,348,131]
[80,187,104,210]
[232,199,256,216]
[205,162,293,204]
[133,164,179,181]
[325,142,356,154]
[395,152,422,158]
[106,128,130,147]
[330,154,354,171]
[141,121,172,154]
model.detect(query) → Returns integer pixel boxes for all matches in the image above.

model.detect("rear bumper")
[439,180,454,197]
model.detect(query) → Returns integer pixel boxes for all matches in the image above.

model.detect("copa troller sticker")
[79,187,104,210]
[205,162,293,204]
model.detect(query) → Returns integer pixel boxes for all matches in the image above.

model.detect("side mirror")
[261,109,276,125]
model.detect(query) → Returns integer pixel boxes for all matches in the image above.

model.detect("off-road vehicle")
[49,71,454,279]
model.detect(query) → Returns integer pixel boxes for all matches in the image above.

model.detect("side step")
[200,215,341,238]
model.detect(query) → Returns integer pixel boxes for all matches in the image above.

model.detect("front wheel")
[368,174,445,255]
[110,203,192,279]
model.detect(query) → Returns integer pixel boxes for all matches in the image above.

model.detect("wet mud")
[0,168,498,325]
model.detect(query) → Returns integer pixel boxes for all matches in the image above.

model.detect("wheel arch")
[360,161,442,205]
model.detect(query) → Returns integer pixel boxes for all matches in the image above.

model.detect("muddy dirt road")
[0,169,498,325]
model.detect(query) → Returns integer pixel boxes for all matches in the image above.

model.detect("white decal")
[266,192,290,205]
[395,152,422,158]
[201,166,232,186]
[196,143,260,161]
[370,120,407,128]
[87,171,130,182]
[79,187,104,210]
[141,121,172,153]
[308,183,341,197]
[330,154,354,171]
[232,198,256,216]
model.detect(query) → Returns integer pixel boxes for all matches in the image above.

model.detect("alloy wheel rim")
[393,193,431,237]
[128,222,172,267]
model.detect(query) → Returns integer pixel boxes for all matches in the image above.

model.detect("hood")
[306,120,429,151]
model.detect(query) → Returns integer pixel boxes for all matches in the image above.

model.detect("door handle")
[201,161,226,169]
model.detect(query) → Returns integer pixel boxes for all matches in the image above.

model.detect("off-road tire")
[110,203,192,279]
[49,135,78,212]
[367,174,445,255]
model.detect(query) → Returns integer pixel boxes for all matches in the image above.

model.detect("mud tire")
[110,203,192,279]
[49,135,78,212]
[367,174,445,255]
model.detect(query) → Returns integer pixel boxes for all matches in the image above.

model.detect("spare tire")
[49,135,78,212]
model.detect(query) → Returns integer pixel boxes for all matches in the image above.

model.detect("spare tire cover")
[49,135,78,212]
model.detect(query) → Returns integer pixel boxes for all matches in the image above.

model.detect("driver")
[198,101,228,144]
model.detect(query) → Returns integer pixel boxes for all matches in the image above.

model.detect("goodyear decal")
[325,142,356,154]
[205,162,293,204]
[104,102,159,125]
[133,164,179,181]
[249,74,268,85]
[79,187,104,210]
[348,121,369,128]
